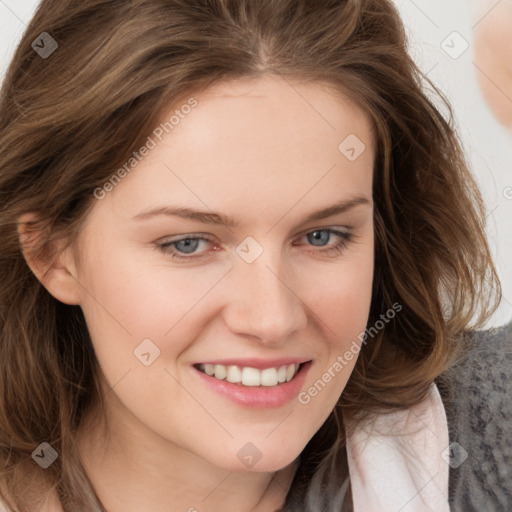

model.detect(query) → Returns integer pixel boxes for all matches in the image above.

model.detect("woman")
[0,1,510,511]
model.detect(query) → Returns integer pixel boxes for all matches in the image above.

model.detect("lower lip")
[193,362,312,408]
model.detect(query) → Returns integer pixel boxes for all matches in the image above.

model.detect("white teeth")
[260,368,278,387]
[242,367,260,386]
[286,364,296,381]
[226,365,242,383]
[214,365,226,380]
[198,363,301,386]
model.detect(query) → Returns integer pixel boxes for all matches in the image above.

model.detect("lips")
[192,359,313,408]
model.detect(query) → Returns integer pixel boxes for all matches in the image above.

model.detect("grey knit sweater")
[437,320,512,511]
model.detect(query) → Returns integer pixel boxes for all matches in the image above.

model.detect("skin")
[18,74,375,511]
[470,0,512,132]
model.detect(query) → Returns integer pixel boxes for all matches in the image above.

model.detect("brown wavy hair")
[0,0,502,510]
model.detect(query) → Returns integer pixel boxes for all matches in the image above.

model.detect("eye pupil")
[308,230,330,247]
[175,238,200,254]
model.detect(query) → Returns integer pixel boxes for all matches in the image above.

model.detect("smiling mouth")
[194,362,308,387]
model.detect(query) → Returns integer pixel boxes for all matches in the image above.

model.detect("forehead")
[164,74,374,153]
[86,74,375,231]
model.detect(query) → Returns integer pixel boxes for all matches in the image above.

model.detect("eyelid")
[157,232,217,244]
[156,225,353,245]
[295,224,352,237]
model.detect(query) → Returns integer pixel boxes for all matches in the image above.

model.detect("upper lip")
[193,357,312,370]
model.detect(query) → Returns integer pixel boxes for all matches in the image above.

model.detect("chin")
[210,448,301,474]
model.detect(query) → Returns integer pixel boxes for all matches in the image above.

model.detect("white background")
[1,0,511,328]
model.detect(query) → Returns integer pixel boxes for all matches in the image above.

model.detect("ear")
[17,212,81,305]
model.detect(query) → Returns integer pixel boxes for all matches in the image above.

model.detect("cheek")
[75,243,217,387]
[322,265,373,336]
[311,244,374,350]
[77,240,225,337]
[295,245,374,419]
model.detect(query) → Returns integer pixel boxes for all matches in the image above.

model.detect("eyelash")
[156,228,354,262]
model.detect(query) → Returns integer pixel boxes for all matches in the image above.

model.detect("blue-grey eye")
[307,230,331,247]
[174,238,201,254]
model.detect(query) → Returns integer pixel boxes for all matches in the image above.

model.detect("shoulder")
[446,319,512,389]
[438,320,512,511]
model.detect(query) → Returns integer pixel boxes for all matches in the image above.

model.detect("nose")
[222,252,308,347]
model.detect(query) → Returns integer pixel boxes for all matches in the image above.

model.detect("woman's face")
[73,74,374,472]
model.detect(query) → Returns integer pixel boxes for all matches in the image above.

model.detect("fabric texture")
[437,319,512,511]
[344,382,450,511]
[342,319,512,512]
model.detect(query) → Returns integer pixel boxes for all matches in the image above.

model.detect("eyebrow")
[132,194,371,228]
